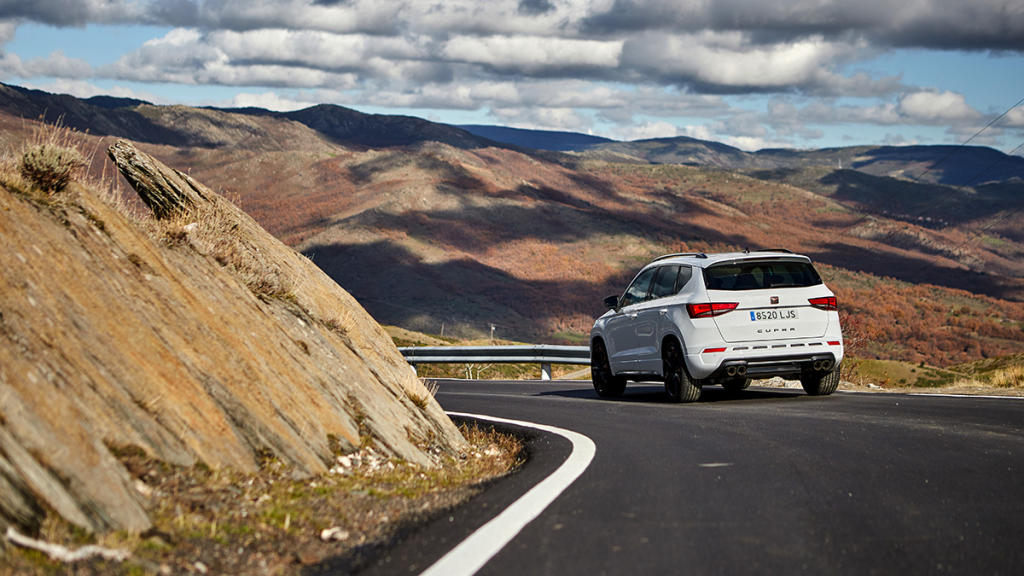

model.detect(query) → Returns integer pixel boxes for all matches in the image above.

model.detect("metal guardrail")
[398,345,591,380]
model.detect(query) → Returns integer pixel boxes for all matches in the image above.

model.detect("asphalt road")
[366,381,1024,575]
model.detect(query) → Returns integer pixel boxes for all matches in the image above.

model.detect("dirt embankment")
[0,139,466,536]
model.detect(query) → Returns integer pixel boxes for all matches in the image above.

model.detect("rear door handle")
[659,309,668,316]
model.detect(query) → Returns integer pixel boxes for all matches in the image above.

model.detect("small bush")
[20,143,86,193]
[9,119,93,198]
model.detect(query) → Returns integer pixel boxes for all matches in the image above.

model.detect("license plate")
[750,309,798,321]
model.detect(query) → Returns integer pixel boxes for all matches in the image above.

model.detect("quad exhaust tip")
[812,360,834,372]
[725,365,748,377]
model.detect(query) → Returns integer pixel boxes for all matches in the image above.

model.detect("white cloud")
[1001,105,1024,128]
[20,78,160,102]
[443,35,622,73]
[679,124,715,141]
[0,0,147,27]
[0,19,16,44]
[227,91,316,111]
[212,29,427,71]
[882,133,919,146]
[614,120,679,141]
[620,31,869,92]
[721,135,790,151]
[490,106,594,132]
[898,90,982,123]
[163,0,402,35]
[582,0,1024,51]
[9,0,1023,54]
[21,50,92,79]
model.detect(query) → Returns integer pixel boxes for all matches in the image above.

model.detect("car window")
[650,265,681,300]
[675,266,693,290]
[704,260,823,291]
[620,267,657,307]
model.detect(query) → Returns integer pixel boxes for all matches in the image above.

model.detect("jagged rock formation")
[0,140,465,535]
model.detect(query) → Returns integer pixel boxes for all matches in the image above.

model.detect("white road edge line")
[839,390,1024,400]
[419,412,597,576]
[907,393,1024,400]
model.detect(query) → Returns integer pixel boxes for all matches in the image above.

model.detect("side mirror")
[603,295,620,310]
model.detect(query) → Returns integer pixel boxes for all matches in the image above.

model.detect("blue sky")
[1,1,1023,152]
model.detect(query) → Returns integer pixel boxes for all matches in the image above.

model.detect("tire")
[591,340,626,398]
[800,364,841,396]
[663,340,701,403]
[722,377,751,394]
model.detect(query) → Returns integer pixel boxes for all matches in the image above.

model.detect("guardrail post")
[541,363,552,381]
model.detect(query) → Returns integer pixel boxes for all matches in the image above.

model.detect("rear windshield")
[703,260,823,291]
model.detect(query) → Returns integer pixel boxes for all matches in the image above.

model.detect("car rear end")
[683,254,844,382]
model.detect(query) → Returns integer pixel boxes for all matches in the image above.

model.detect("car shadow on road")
[537,383,806,404]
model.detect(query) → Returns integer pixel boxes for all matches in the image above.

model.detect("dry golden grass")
[990,365,1024,388]
[406,379,440,408]
[154,203,295,299]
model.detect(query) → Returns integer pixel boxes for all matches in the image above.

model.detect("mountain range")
[1,82,1021,366]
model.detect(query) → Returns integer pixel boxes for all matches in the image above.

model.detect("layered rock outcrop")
[0,140,464,534]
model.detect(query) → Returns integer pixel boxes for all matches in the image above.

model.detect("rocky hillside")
[0,134,465,536]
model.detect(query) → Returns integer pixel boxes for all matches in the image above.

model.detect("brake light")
[687,302,739,318]
[809,296,838,311]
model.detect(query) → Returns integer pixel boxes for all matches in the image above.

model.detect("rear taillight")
[687,302,739,318]
[808,296,838,311]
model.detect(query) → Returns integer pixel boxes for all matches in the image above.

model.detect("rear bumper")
[686,345,843,380]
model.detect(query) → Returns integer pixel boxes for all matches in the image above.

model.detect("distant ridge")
[0,82,498,150]
[0,83,187,145]
[84,95,152,109]
[280,104,495,149]
[1,82,1023,185]
[458,124,614,151]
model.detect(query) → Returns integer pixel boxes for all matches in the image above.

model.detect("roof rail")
[745,248,794,254]
[652,252,708,262]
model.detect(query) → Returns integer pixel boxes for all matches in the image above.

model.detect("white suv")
[590,250,844,402]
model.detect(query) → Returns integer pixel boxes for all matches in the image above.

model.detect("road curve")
[379,381,1024,575]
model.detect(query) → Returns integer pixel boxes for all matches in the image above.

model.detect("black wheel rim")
[593,343,612,391]
[664,343,681,399]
